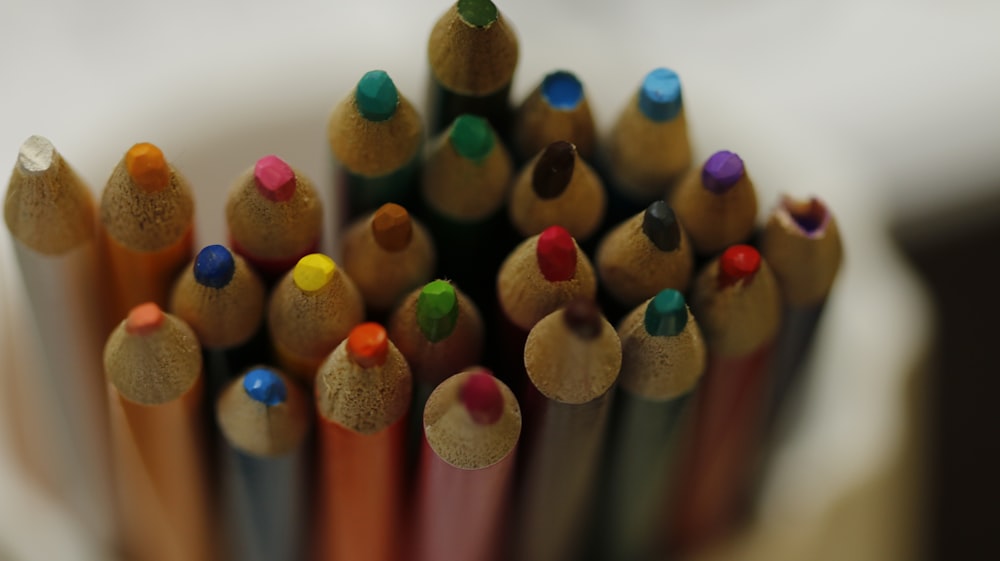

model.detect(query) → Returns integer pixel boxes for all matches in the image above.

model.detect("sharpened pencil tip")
[293,254,336,292]
[417,280,459,342]
[449,114,495,161]
[125,143,170,192]
[243,368,287,406]
[536,226,577,282]
[719,245,760,286]
[193,245,236,289]
[542,70,584,110]
[254,155,296,202]
[17,136,56,175]
[457,0,498,27]
[781,195,829,236]
[347,322,389,368]
[532,141,576,199]
[701,150,744,194]
[639,68,682,122]
[563,298,602,340]
[642,200,681,251]
[125,302,165,336]
[644,289,688,336]
[459,370,503,425]
[355,70,399,122]
[371,203,413,251]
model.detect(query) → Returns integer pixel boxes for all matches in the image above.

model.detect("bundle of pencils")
[2,2,844,561]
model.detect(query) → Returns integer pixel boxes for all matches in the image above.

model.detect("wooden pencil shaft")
[513,71,596,162]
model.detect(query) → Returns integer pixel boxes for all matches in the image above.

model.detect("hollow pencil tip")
[293,253,336,292]
[701,150,744,194]
[125,142,169,192]
[532,141,576,199]
[253,155,296,202]
[563,298,602,340]
[417,280,459,342]
[719,245,761,286]
[639,68,682,122]
[347,322,389,368]
[125,302,165,336]
[780,195,830,236]
[541,70,584,111]
[243,367,287,406]
[193,245,236,289]
[536,225,577,282]
[449,114,495,161]
[371,203,413,251]
[459,370,503,425]
[644,289,688,336]
[16,135,56,175]
[457,0,498,27]
[355,70,399,122]
[642,200,681,251]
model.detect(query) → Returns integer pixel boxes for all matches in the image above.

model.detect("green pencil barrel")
[341,154,421,221]
[428,80,513,140]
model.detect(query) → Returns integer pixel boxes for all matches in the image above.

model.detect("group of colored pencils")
[2,1,843,561]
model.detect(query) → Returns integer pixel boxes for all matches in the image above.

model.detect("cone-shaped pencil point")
[701,150,744,194]
[542,70,584,110]
[450,114,495,161]
[459,370,504,425]
[293,254,336,292]
[193,245,236,289]
[719,245,760,286]
[243,368,288,406]
[125,142,170,192]
[125,302,165,336]
[355,70,399,122]
[536,226,576,282]
[644,289,688,336]
[639,68,682,122]
[457,0,498,27]
[417,280,459,343]
[532,141,576,199]
[371,203,413,251]
[253,155,296,202]
[347,322,389,368]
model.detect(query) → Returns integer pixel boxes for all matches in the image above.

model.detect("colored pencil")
[513,70,596,163]
[760,195,843,429]
[99,142,194,326]
[226,154,322,282]
[217,367,310,561]
[314,322,412,561]
[515,299,621,561]
[508,140,607,243]
[104,303,216,561]
[669,150,758,256]
[595,199,694,311]
[427,0,519,135]
[341,203,436,316]
[599,289,706,561]
[3,135,114,543]
[669,245,781,553]
[605,68,692,209]
[413,369,521,561]
[169,244,266,391]
[267,253,365,385]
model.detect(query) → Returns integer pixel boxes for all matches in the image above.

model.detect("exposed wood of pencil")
[341,205,436,312]
[4,135,114,541]
[99,144,194,325]
[513,72,596,161]
[414,369,521,561]
[669,154,758,255]
[314,335,412,561]
[217,369,310,458]
[226,159,322,276]
[516,304,622,561]
[508,141,606,241]
[328,88,423,178]
[104,307,215,561]
[428,2,519,97]
[595,203,694,308]
[496,233,597,331]
[267,255,364,384]
[761,196,843,308]
[169,249,265,349]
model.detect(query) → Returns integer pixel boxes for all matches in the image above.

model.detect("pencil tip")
[642,200,681,251]
[449,114,495,161]
[417,280,459,342]
[536,225,577,282]
[639,68,682,122]
[541,70,584,110]
[719,245,761,286]
[780,195,829,236]
[293,254,336,292]
[457,0,498,27]
[16,135,56,175]
[644,289,688,336]
[355,70,399,122]
[701,150,744,194]
[243,367,287,406]
[371,203,413,251]
[459,370,503,425]
[125,302,165,336]
[193,245,236,289]
[563,298,602,339]
[532,141,576,199]
[347,322,389,368]
[125,143,170,192]
[253,155,296,202]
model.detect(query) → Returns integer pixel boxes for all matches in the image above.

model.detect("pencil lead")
[193,245,236,289]
[293,253,336,292]
[639,68,682,122]
[347,322,389,368]
[644,289,688,336]
[536,225,576,282]
[701,150,744,194]
[253,155,296,202]
[243,367,288,407]
[16,135,56,175]
[781,195,829,236]
[541,70,584,110]
[416,280,459,343]
[355,70,399,122]
[459,370,504,425]
[371,203,413,252]
[125,302,165,336]
[532,141,576,199]
[457,0,498,27]
[450,114,495,162]
[642,200,682,251]
[125,142,170,192]
[563,298,602,340]
[719,245,761,287]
